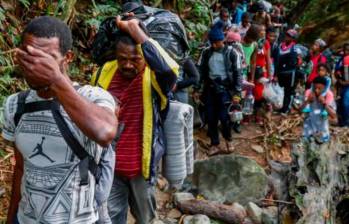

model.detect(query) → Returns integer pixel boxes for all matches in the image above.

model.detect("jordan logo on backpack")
[29,137,55,163]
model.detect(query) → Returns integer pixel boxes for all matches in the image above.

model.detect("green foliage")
[18,0,30,8]
[179,0,211,58]
[0,6,5,22]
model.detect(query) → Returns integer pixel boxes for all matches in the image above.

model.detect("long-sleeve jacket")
[176,58,200,90]
[197,46,243,96]
[91,38,179,183]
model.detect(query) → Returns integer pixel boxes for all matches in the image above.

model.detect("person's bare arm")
[116,15,148,44]
[266,14,272,27]
[266,46,272,79]
[318,95,337,120]
[325,104,337,120]
[338,79,349,86]
[250,47,258,82]
[50,77,117,147]
[16,47,117,147]
[7,146,23,224]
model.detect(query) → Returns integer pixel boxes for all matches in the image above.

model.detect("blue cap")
[209,20,225,42]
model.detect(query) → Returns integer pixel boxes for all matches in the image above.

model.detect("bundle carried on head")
[91,1,189,66]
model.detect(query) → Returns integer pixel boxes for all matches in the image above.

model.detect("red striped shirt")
[108,70,144,178]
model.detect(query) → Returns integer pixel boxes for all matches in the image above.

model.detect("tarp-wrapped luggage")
[163,101,194,189]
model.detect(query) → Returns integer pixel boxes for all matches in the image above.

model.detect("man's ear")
[64,50,74,64]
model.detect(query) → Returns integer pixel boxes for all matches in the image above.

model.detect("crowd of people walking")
[2,0,349,224]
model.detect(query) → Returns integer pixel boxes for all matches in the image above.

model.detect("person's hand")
[192,91,201,104]
[116,13,138,34]
[306,92,315,103]
[172,84,177,92]
[272,76,278,83]
[16,45,64,89]
[318,95,326,105]
[116,13,148,44]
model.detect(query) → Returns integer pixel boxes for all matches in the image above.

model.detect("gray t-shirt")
[2,85,115,224]
[209,51,227,80]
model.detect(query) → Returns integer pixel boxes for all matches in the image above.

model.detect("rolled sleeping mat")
[163,101,194,189]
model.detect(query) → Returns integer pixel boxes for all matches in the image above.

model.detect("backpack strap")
[94,65,105,86]
[14,86,99,186]
[14,90,30,127]
[50,101,99,186]
[14,85,82,127]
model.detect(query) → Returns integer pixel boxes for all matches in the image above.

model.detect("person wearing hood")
[197,21,242,155]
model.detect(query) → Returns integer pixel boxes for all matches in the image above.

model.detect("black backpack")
[91,6,189,66]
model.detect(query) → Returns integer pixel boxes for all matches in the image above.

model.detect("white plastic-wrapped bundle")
[163,101,194,189]
[263,82,284,109]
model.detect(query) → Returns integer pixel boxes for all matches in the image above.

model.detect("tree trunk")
[177,199,246,223]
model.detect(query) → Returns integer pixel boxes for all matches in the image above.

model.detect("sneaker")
[321,110,328,117]
[302,107,312,113]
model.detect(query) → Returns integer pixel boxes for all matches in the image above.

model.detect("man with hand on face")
[91,14,179,224]
[4,16,117,224]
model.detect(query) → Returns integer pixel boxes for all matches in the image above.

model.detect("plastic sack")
[263,82,284,109]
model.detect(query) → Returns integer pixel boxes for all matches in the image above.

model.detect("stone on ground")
[262,206,278,224]
[167,208,182,219]
[193,155,269,205]
[246,202,263,224]
[183,214,211,224]
[231,202,247,218]
[173,192,195,206]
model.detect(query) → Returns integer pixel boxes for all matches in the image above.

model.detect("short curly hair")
[22,16,73,55]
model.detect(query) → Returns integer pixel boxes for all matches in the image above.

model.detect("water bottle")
[243,91,254,115]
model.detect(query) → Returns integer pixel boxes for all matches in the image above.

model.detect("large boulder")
[193,155,268,205]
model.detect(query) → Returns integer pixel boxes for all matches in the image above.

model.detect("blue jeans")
[340,86,349,126]
[205,88,232,145]
[107,175,156,224]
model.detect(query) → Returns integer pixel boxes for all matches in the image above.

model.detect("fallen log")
[177,199,246,223]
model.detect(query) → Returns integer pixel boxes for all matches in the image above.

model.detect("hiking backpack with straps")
[14,88,119,205]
